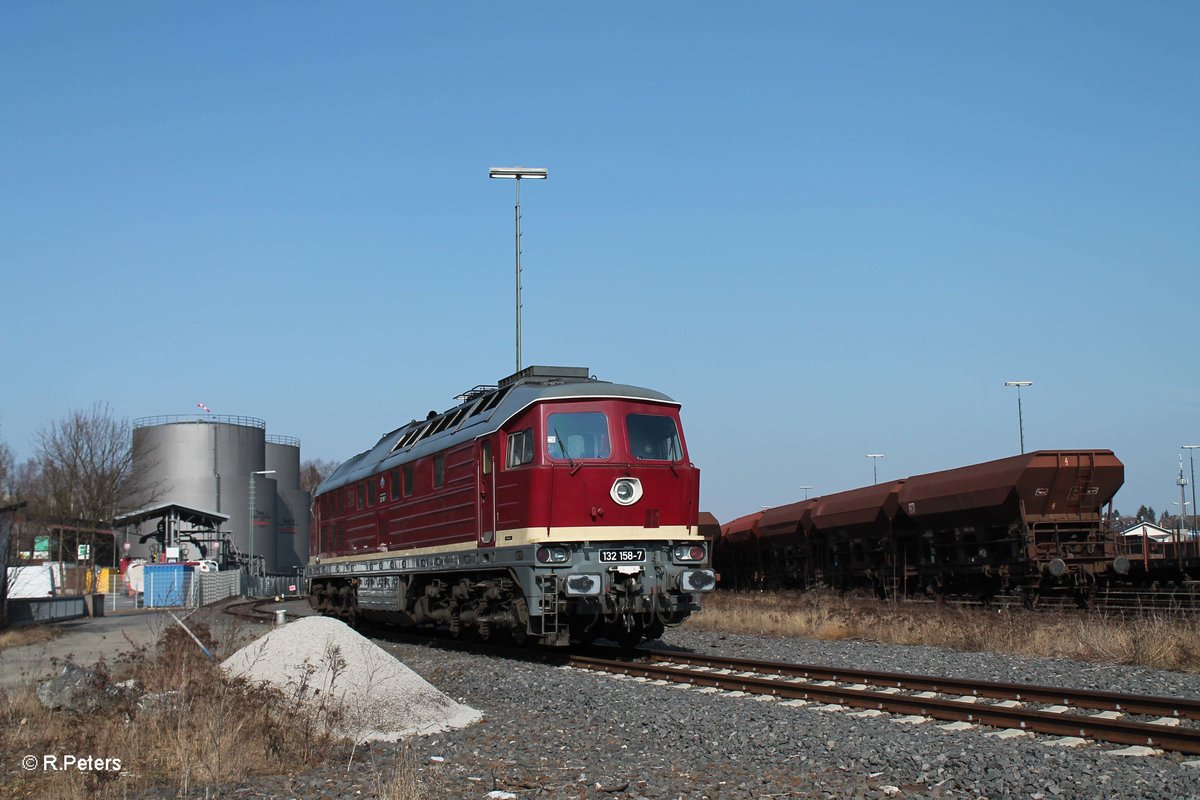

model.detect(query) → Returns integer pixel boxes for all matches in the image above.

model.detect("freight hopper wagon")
[307,366,715,648]
[715,450,1127,601]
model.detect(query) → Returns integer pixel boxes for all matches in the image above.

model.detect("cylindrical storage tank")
[266,437,311,575]
[131,415,268,568]
[247,474,278,575]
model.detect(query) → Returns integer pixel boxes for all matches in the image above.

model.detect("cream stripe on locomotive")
[495,524,700,545]
[316,541,479,565]
[314,524,702,566]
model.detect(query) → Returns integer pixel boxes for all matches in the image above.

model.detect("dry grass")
[371,743,426,800]
[0,624,59,652]
[0,620,356,800]
[686,589,1200,672]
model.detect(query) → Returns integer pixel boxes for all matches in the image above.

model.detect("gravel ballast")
[195,625,1200,799]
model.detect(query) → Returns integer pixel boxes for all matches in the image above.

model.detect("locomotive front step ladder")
[534,574,560,637]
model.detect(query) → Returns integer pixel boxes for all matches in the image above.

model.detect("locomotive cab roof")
[317,366,679,495]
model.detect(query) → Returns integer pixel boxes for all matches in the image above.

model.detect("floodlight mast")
[489,166,548,373]
[1004,381,1033,454]
[1185,445,1200,556]
[866,454,884,485]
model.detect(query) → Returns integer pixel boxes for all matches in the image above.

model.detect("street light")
[866,454,884,485]
[489,166,548,373]
[249,469,275,579]
[1003,381,1033,454]
[1178,457,1190,560]
[1184,445,1199,546]
[799,485,813,500]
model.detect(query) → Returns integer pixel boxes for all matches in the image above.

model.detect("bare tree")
[34,403,160,597]
[300,458,339,494]
[0,436,13,501]
[0,431,17,627]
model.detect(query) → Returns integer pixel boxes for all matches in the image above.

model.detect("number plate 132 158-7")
[600,548,646,563]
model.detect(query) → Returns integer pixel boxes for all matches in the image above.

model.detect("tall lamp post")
[249,469,275,579]
[489,166,548,374]
[799,485,813,500]
[1178,457,1189,562]
[1184,445,1200,556]
[1004,380,1033,454]
[866,454,884,485]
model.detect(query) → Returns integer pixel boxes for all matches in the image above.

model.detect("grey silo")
[130,415,310,574]
[266,436,311,574]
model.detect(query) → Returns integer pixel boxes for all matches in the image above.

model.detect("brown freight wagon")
[714,450,1126,600]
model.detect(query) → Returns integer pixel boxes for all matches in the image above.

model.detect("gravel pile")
[175,625,1200,799]
[221,616,481,741]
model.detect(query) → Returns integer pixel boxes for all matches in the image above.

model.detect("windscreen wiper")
[554,427,576,470]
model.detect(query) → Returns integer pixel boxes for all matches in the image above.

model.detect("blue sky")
[2,3,1197,523]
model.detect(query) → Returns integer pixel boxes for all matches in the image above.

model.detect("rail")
[569,648,1200,755]
[133,414,267,430]
[266,434,301,447]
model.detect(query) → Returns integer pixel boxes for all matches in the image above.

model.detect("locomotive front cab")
[492,395,714,645]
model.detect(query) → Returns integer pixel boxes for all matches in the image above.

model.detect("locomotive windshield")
[546,412,611,460]
[627,414,682,461]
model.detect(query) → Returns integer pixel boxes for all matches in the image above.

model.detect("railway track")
[360,625,1200,755]
[222,597,282,621]
[570,647,1200,756]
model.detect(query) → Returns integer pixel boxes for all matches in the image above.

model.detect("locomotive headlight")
[565,574,602,596]
[611,477,643,506]
[536,546,569,564]
[673,544,707,562]
[678,569,716,592]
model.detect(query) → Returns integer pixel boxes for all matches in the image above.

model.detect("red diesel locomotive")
[307,366,715,647]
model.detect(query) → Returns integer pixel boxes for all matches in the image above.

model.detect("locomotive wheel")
[644,617,665,642]
[309,583,326,612]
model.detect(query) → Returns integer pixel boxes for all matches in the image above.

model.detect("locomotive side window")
[482,440,492,474]
[507,428,533,468]
[367,478,376,507]
[626,414,682,461]
[357,483,365,510]
[390,469,400,500]
[433,453,445,488]
[546,412,611,461]
[403,464,414,496]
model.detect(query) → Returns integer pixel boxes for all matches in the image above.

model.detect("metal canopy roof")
[112,502,229,528]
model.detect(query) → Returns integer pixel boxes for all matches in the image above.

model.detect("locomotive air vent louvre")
[475,385,513,415]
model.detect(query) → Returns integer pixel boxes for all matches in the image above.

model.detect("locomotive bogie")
[307,539,713,645]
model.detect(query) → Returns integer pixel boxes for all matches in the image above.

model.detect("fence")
[247,574,301,599]
[101,569,300,610]
[6,596,88,626]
